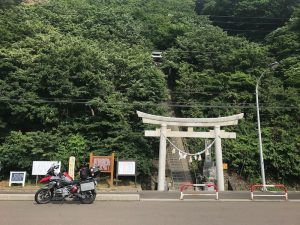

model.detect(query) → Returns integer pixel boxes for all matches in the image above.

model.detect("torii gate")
[137,111,244,191]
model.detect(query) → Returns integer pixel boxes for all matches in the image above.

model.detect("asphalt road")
[0,201,299,225]
[2,190,300,200]
[138,191,300,200]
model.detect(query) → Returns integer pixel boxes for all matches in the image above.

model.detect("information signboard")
[9,171,26,187]
[32,161,61,175]
[116,160,137,187]
[92,157,112,172]
[90,152,115,186]
[117,160,136,176]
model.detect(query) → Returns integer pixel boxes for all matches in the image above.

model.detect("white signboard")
[9,171,26,187]
[117,161,136,176]
[68,156,76,179]
[32,161,61,175]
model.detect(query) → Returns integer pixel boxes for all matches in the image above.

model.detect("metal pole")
[158,124,167,191]
[256,76,267,191]
[255,62,279,191]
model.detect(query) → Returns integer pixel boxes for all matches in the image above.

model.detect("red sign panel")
[92,157,111,172]
[89,152,115,187]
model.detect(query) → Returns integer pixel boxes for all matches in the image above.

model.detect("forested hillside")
[196,0,300,40]
[0,0,299,186]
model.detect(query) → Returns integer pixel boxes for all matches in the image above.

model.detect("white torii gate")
[137,111,244,191]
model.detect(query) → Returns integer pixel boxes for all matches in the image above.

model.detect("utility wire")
[162,49,290,57]
[223,28,274,32]
[201,15,289,20]
[170,93,300,99]
[0,97,297,110]
[209,21,285,25]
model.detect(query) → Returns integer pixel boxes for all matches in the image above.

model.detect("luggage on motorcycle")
[90,166,101,177]
[79,167,90,180]
[80,180,95,191]
[63,172,73,182]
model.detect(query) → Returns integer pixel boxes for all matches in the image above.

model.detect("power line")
[170,91,300,97]
[0,88,297,99]
[210,21,285,25]
[0,98,88,105]
[163,49,286,57]
[223,28,274,32]
[167,102,298,110]
[201,15,289,20]
[0,98,298,110]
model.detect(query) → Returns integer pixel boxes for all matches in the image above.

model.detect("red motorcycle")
[35,164,99,204]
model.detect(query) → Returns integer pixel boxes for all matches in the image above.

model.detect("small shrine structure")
[137,111,244,191]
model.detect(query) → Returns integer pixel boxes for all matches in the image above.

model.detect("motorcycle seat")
[70,180,80,185]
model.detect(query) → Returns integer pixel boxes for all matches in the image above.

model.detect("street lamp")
[255,62,279,191]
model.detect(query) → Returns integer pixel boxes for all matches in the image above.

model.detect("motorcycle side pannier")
[80,180,95,191]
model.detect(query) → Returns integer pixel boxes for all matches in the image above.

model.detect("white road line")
[140,198,300,202]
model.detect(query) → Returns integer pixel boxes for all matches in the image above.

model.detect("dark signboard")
[9,171,26,187]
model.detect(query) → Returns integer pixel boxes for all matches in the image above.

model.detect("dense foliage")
[0,0,169,176]
[0,0,299,185]
[196,0,300,41]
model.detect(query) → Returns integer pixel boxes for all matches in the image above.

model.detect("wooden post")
[89,152,94,168]
[68,156,76,180]
[110,152,115,187]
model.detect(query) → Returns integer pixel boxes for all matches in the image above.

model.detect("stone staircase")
[163,90,193,190]
[166,127,193,190]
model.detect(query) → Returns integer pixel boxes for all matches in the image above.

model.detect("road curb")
[0,193,140,201]
[96,194,140,201]
[0,194,34,201]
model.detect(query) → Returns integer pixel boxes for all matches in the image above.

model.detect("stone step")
[165,123,192,190]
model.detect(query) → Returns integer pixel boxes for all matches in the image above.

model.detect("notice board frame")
[89,152,115,186]
[9,171,26,187]
[32,161,61,185]
[32,161,61,176]
[116,159,137,187]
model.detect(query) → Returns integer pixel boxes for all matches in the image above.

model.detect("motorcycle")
[35,164,100,204]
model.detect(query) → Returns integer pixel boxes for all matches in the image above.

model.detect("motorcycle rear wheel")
[35,188,52,204]
[80,190,96,204]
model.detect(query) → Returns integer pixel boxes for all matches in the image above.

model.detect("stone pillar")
[214,125,224,191]
[158,124,167,191]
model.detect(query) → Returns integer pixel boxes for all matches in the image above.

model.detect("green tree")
[0,131,61,177]
[196,0,300,41]
[56,134,88,171]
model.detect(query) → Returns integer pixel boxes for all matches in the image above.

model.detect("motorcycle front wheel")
[35,188,52,204]
[80,190,96,204]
